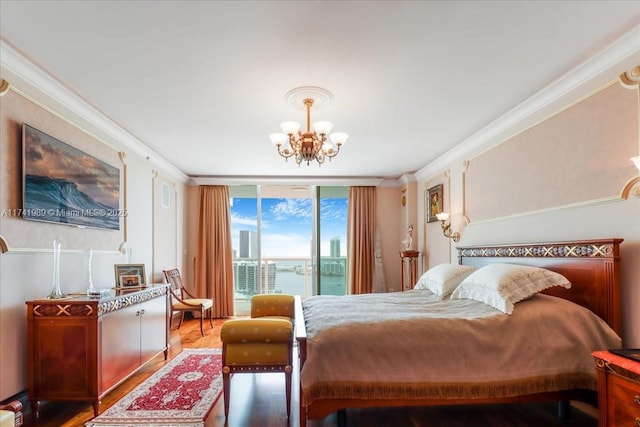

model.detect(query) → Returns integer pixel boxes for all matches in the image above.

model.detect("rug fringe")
[86,423,204,427]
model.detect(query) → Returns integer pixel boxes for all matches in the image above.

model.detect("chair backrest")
[162,268,184,301]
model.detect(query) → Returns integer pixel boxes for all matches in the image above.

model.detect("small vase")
[47,239,66,299]
[83,249,94,292]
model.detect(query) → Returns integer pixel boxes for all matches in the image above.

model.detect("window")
[229,185,348,314]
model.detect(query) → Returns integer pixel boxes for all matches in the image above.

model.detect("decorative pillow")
[450,263,571,314]
[414,264,477,297]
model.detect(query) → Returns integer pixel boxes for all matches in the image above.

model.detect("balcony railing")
[232,256,346,314]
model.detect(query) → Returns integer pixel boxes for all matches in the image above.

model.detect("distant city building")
[320,258,346,276]
[239,230,258,258]
[330,237,340,257]
[233,260,276,295]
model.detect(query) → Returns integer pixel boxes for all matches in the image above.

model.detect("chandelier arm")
[276,143,295,159]
[323,144,341,159]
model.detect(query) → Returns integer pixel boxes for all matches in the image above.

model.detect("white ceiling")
[1,1,639,181]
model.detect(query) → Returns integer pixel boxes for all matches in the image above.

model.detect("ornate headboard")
[457,239,623,335]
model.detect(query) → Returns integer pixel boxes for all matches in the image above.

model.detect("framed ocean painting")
[22,124,121,230]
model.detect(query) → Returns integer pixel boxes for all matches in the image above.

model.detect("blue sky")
[230,197,347,257]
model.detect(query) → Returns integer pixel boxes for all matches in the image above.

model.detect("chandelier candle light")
[270,87,348,166]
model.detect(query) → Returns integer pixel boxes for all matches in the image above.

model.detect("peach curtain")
[195,185,234,318]
[347,186,376,294]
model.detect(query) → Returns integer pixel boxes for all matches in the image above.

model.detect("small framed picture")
[427,184,443,223]
[114,264,146,287]
[119,274,142,288]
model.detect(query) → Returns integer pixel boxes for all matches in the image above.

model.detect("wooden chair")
[0,400,23,427]
[220,294,295,420]
[162,268,214,336]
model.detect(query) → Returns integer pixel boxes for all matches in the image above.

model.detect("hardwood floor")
[15,317,598,427]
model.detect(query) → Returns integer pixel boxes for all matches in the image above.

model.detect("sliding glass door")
[317,186,348,295]
[229,185,348,314]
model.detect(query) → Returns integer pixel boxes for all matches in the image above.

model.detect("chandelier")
[269,87,348,166]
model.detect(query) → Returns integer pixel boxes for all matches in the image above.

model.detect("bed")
[295,238,623,426]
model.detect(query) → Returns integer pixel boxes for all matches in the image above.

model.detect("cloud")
[320,199,348,223]
[269,199,312,220]
[24,126,119,207]
[261,232,311,257]
[230,212,257,227]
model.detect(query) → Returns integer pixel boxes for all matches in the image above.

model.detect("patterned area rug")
[86,349,222,427]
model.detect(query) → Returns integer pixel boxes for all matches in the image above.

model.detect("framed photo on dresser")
[114,264,146,287]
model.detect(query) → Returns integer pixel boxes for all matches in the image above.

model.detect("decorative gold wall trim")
[620,176,640,199]
[465,195,622,226]
[464,77,637,224]
[461,160,470,225]
[2,89,126,251]
[0,235,8,253]
[0,79,10,96]
[619,65,640,89]
[620,65,639,199]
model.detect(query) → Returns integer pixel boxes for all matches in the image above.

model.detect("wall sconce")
[624,156,640,199]
[435,212,460,242]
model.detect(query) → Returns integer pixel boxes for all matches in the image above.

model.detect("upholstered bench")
[220,294,295,419]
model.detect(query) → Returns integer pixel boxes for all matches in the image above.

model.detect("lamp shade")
[631,156,640,170]
[329,132,348,145]
[436,212,449,221]
[312,121,333,135]
[280,121,300,135]
[269,133,287,146]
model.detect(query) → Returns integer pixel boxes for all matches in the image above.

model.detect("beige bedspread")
[300,290,621,406]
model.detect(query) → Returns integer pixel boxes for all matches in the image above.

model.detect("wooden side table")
[592,350,640,427]
[400,250,419,291]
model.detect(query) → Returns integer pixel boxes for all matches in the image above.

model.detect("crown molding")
[0,39,189,183]
[415,24,640,182]
[190,176,385,186]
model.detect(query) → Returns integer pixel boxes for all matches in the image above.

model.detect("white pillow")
[450,263,571,314]
[414,264,477,296]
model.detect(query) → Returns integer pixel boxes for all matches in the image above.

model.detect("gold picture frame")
[427,184,443,223]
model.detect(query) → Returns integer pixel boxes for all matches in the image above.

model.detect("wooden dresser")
[26,284,170,417]
[593,350,640,427]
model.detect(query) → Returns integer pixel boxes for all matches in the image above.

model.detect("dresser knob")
[635,417,640,426]
[635,395,640,405]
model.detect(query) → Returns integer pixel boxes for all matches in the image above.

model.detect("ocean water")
[274,270,345,297]
[24,175,120,230]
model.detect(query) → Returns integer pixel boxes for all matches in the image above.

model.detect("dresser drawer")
[606,397,640,426]
[607,372,640,403]
[606,373,640,426]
